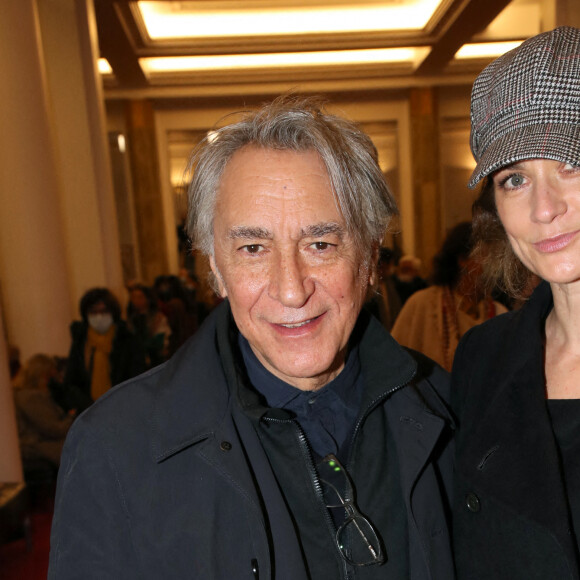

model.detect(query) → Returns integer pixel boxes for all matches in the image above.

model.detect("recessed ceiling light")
[98,58,113,74]
[455,41,524,59]
[137,0,443,39]
[139,47,431,75]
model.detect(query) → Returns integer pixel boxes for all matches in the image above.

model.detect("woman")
[13,354,74,468]
[452,27,580,579]
[64,287,146,411]
[392,221,506,371]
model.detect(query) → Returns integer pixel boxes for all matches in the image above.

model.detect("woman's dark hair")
[471,178,533,299]
[431,221,474,288]
[79,288,121,323]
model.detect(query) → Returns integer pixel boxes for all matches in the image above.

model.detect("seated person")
[13,354,74,468]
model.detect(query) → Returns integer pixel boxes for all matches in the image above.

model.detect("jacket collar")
[353,309,419,404]
[149,303,426,463]
[150,301,232,462]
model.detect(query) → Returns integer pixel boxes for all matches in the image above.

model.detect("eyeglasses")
[318,454,385,567]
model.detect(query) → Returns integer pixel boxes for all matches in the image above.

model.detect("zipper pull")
[251,558,259,578]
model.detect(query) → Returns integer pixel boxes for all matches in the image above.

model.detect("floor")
[0,490,53,580]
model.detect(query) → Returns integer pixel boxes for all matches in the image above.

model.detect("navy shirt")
[239,335,364,462]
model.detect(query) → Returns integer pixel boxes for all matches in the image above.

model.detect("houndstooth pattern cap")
[468,26,580,189]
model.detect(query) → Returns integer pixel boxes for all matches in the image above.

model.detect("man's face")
[210,146,373,391]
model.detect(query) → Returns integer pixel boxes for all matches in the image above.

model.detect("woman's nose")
[531,180,567,224]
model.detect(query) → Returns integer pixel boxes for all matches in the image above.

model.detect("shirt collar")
[237,333,361,410]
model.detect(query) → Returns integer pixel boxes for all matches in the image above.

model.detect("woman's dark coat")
[49,301,455,580]
[452,282,580,579]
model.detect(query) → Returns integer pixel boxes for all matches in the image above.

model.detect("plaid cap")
[469,26,580,189]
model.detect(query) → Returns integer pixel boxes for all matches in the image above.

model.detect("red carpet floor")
[0,509,52,580]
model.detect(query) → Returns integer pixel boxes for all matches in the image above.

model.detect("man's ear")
[209,255,227,298]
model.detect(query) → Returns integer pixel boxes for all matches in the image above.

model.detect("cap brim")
[468,123,580,188]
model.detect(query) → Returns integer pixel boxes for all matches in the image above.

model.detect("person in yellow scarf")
[63,288,146,412]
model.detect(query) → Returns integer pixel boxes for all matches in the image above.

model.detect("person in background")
[393,255,427,304]
[13,354,74,468]
[127,284,171,368]
[392,221,507,371]
[365,246,402,330]
[8,344,21,380]
[49,95,455,580]
[154,274,198,355]
[63,287,146,411]
[452,27,580,579]
[179,267,211,325]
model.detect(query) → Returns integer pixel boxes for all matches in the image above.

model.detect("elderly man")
[49,96,454,580]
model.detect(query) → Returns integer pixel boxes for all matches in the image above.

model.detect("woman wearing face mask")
[64,288,146,412]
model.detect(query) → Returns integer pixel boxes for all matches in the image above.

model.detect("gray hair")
[186,94,398,259]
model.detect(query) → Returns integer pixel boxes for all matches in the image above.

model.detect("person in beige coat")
[392,222,506,371]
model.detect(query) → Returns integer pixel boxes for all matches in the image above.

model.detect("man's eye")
[242,244,262,254]
[311,241,331,251]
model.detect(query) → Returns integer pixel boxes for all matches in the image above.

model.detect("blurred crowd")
[9,269,216,474]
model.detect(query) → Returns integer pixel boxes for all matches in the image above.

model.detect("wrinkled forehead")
[216,147,341,219]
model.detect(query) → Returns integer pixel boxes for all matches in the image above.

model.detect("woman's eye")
[497,173,525,189]
[506,174,525,188]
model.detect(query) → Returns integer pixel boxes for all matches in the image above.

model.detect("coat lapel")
[149,302,270,520]
[458,283,577,564]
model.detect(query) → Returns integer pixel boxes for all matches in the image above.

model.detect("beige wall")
[0,0,124,363]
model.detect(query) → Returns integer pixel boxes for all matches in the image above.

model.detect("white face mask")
[88,313,114,334]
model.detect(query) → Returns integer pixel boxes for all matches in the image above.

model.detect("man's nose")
[268,250,314,308]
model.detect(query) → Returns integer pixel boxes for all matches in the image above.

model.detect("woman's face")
[493,158,580,285]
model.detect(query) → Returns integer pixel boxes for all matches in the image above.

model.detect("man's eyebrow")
[301,222,345,239]
[227,226,272,240]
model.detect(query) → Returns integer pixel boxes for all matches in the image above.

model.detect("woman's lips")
[533,230,579,253]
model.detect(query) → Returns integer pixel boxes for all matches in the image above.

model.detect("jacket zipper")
[346,368,416,470]
[260,364,417,579]
[262,415,352,579]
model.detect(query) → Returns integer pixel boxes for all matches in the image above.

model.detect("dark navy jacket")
[49,301,455,579]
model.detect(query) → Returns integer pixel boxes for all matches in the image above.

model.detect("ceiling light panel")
[455,41,524,59]
[98,58,113,74]
[139,47,431,76]
[137,0,443,39]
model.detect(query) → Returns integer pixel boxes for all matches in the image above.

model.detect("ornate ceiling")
[95,0,542,103]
